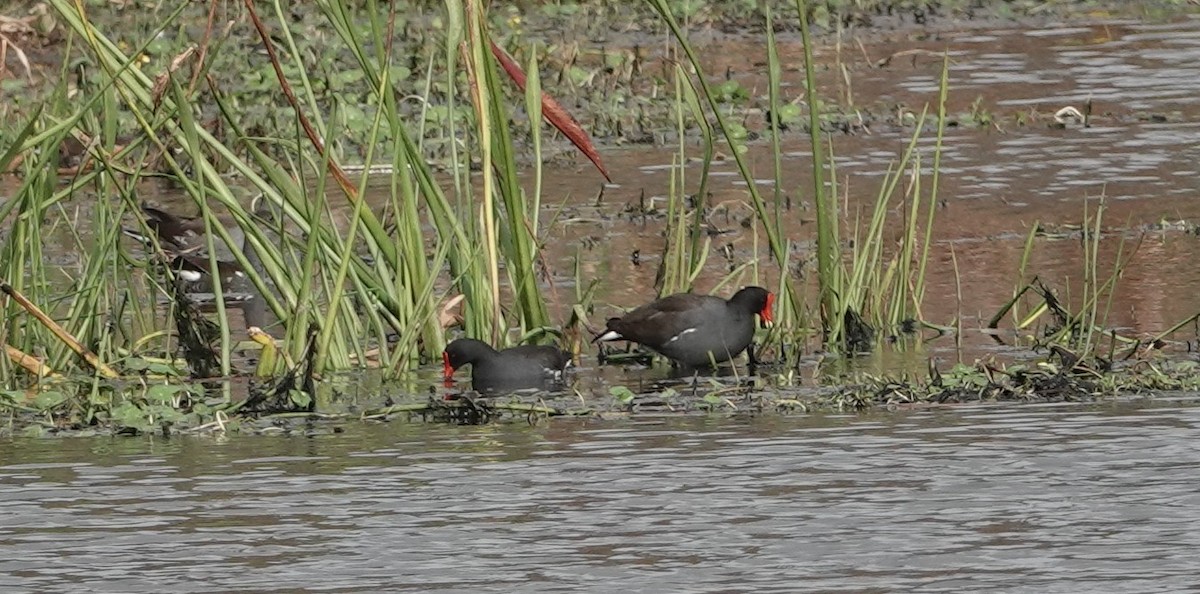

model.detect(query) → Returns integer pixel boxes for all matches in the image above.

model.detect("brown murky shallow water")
[4,16,1200,590]
[12,17,1200,373]
[3,400,1200,592]
[553,17,1200,362]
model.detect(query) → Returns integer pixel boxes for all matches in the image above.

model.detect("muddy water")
[8,18,1195,367]
[545,17,1200,360]
[3,16,1200,593]
[2,401,1200,591]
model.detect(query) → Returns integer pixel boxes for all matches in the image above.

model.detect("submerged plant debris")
[2,0,1200,436]
[5,349,1200,437]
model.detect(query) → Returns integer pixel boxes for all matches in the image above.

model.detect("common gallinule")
[169,254,251,299]
[595,286,774,367]
[123,203,245,258]
[443,338,572,393]
[140,205,206,252]
[125,203,273,329]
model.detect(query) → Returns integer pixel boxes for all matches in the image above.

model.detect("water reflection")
[2,402,1200,591]
[6,19,1198,373]
[557,20,1200,365]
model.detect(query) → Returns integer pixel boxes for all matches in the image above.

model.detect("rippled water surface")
[3,402,1200,592]
[565,16,1200,350]
[5,16,1200,592]
[8,18,1200,368]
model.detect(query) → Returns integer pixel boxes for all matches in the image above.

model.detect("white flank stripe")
[666,327,698,344]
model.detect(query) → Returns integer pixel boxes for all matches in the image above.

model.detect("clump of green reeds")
[991,197,1149,359]
[647,0,948,355]
[2,0,607,407]
[2,0,955,414]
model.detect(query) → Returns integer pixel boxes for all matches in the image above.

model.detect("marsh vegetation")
[1,0,1199,435]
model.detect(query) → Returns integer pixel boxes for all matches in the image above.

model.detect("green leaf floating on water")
[147,405,186,425]
[146,384,187,404]
[774,103,802,126]
[609,386,636,404]
[290,390,312,409]
[111,402,151,432]
[714,80,748,103]
[146,361,181,376]
[33,391,68,410]
[724,121,748,141]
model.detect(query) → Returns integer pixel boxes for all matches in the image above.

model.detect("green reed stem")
[647,0,799,319]
[913,54,951,314]
[765,6,785,241]
[464,0,503,343]
[793,0,835,332]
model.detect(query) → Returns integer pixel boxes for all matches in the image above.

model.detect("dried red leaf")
[490,40,611,182]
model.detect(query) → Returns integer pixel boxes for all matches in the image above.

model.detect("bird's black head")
[442,338,496,379]
[730,286,774,323]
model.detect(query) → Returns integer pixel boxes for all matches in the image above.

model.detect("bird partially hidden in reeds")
[122,202,271,330]
[124,204,208,254]
[166,253,251,300]
[122,204,253,300]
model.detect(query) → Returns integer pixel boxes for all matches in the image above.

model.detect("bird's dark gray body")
[597,287,772,367]
[443,339,572,393]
